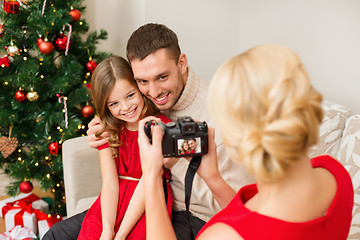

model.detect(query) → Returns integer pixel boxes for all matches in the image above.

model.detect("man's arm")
[87,117,110,149]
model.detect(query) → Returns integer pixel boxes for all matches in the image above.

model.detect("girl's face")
[107,79,144,131]
[183,142,189,151]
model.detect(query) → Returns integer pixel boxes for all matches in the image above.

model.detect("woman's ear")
[178,53,188,74]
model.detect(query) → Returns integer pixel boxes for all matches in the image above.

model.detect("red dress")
[197,155,354,240]
[78,114,173,240]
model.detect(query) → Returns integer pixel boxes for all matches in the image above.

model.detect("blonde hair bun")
[209,45,323,182]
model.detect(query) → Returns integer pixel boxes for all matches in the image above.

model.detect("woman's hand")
[138,116,177,240]
[87,117,110,149]
[196,127,236,209]
[196,127,221,183]
[138,116,165,178]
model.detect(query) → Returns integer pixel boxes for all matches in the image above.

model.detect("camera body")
[144,116,208,157]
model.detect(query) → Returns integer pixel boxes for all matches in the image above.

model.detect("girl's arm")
[114,177,145,240]
[99,147,120,240]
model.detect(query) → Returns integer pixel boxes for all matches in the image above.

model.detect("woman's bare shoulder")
[197,223,243,240]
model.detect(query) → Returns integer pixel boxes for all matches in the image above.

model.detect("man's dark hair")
[126,23,181,63]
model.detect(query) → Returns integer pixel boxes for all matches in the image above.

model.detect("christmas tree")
[0,0,108,215]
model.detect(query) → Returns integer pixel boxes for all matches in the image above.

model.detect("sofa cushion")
[338,115,360,239]
[74,196,98,216]
[309,101,353,159]
[62,136,102,217]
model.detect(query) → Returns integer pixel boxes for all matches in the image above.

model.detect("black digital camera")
[144,116,208,157]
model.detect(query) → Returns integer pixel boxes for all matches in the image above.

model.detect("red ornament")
[0,25,5,37]
[19,181,33,193]
[81,105,94,118]
[38,39,54,54]
[15,90,27,102]
[0,56,10,67]
[37,37,44,46]
[85,83,91,89]
[3,0,19,14]
[69,9,81,21]
[86,60,97,73]
[53,34,69,52]
[48,142,60,155]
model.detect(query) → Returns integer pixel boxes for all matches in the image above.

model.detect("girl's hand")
[114,231,126,240]
[100,229,115,240]
[138,116,165,178]
[196,127,221,182]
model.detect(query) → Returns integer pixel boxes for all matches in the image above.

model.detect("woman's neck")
[256,152,313,196]
[246,152,336,222]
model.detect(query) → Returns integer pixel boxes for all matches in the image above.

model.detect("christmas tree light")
[0,0,109,215]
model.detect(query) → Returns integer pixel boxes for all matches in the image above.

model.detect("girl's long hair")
[90,55,159,157]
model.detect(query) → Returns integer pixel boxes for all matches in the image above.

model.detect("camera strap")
[184,155,202,240]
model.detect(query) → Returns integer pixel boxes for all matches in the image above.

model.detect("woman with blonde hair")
[137,45,354,239]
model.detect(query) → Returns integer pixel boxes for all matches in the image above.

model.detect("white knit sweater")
[162,68,255,222]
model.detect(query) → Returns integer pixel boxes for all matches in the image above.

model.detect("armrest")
[338,115,360,239]
[62,136,102,217]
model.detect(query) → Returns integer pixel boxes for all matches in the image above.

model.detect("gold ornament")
[27,90,39,101]
[7,43,19,57]
[20,0,33,5]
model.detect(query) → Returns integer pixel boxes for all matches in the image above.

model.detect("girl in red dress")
[179,140,190,155]
[78,56,172,240]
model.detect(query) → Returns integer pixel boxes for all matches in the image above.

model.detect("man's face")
[131,49,187,110]
[188,140,197,150]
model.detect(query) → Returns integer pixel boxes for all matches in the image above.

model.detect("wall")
[142,0,241,84]
[238,0,360,113]
[84,0,146,56]
[84,0,240,82]
[84,0,360,113]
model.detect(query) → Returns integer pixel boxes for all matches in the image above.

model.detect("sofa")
[62,100,360,239]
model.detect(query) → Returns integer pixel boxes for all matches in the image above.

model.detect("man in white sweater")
[44,23,254,240]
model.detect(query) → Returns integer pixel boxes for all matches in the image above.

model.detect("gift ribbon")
[0,225,37,240]
[1,194,40,217]
[2,203,13,218]
[11,202,33,228]
[34,210,62,228]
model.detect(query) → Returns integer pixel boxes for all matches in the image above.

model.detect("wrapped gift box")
[0,225,37,240]
[36,212,62,240]
[31,198,49,214]
[0,193,49,217]
[4,202,38,235]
